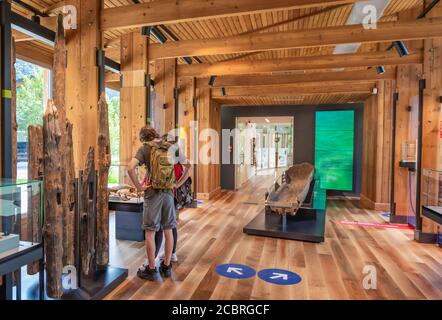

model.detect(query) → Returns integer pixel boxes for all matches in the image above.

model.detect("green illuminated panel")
[315,111,354,191]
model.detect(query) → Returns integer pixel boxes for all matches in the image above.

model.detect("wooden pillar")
[177,77,196,192]
[120,32,148,165]
[65,0,102,171]
[196,87,221,200]
[360,80,394,211]
[153,58,176,136]
[420,1,442,235]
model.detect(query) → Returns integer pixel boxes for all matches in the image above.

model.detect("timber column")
[65,0,102,170]
[120,32,149,165]
[153,58,177,136]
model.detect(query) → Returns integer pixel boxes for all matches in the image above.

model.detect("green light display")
[314,111,354,191]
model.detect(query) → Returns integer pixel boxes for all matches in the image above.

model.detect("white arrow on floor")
[270,273,288,281]
[227,267,243,275]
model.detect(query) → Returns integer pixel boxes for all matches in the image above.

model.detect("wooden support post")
[65,0,102,170]
[96,93,110,266]
[43,100,64,298]
[196,88,221,200]
[27,125,43,275]
[153,58,176,136]
[120,32,148,165]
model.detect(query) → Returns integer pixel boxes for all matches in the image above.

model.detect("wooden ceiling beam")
[150,17,442,60]
[211,83,375,98]
[196,69,396,87]
[178,51,422,77]
[101,0,358,31]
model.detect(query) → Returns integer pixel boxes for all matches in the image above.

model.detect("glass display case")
[108,165,145,204]
[0,179,43,255]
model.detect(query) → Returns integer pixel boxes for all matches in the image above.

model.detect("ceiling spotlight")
[208,75,217,86]
[182,57,193,65]
[141,26,151,36]
[376,66,386,75]
[150,26,168,44]
[393,41,409,57]
[221,87,226,97]
[265,118,270,123]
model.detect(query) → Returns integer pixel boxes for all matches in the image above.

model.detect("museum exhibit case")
[108,165,145,241]
[0,179,44,300]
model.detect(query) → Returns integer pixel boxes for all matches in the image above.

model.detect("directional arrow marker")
[227,267,243,275]
[270,273,288,281]
[215,264,256,279]
[258,269,302,285]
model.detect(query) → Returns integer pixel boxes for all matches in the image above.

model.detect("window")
[16,59,51,179]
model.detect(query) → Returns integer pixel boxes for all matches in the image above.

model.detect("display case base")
[243,208,326,243]
[22,266,128,300]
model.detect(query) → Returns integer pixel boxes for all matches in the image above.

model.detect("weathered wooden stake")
[64,121,76,266]
[27,125,44,275]
[80,147,96,275]
[96,93,111,266]
[43,100,64,298]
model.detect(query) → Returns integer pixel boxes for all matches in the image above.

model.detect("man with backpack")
[127,126,190,281]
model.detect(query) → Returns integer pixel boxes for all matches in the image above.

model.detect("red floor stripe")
[337,220,415,230]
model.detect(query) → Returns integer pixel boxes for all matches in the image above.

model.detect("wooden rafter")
[178,51,422,77]
[101,0,359,31]
[150,17,442,59]
[196,69,396,87]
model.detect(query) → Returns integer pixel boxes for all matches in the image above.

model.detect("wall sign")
[215,264,256,279]
[257,269,302,286]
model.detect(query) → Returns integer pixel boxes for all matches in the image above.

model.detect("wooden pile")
[24,15,111,298]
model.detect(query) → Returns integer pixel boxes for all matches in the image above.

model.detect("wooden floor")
[105,172,442,300]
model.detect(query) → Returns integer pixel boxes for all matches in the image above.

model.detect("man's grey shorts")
[143,189,176,232]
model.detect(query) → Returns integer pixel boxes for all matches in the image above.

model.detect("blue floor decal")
[215,264,256,279]
[258,269,302,285]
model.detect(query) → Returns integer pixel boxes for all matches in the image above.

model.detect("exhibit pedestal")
[243,208,326,243]
[22,265,128,300]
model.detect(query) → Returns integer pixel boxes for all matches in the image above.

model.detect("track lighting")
[182,57,193,65]
[221,87,226,97]
[376,66,386,75]
[393,41,409,57]
[151,26,168,44]
[208,75,217,86]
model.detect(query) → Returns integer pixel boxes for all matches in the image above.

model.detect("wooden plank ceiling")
[12,0,424,105]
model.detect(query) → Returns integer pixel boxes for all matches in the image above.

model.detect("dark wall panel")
[220,103,364,196]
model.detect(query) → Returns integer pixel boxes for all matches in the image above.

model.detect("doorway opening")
[234,116,294,189]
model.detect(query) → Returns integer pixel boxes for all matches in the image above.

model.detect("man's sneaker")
[137,266,158,281]
[159,262,172,278]
[158,252,178,263]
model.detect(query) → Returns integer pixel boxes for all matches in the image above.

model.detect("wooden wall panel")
[120,32,148,165]
[65,0,101,171]
[361,80,394,211]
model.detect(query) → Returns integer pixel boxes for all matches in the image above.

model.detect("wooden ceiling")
[12,0,426,105]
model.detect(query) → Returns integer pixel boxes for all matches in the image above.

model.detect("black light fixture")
[393,41,409,57]
[208,75,217,86]
[150,26,168,44]
[376,66,386,75]
[182,57,193,65]
[221,87,226,97]
[141,26,151,36]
